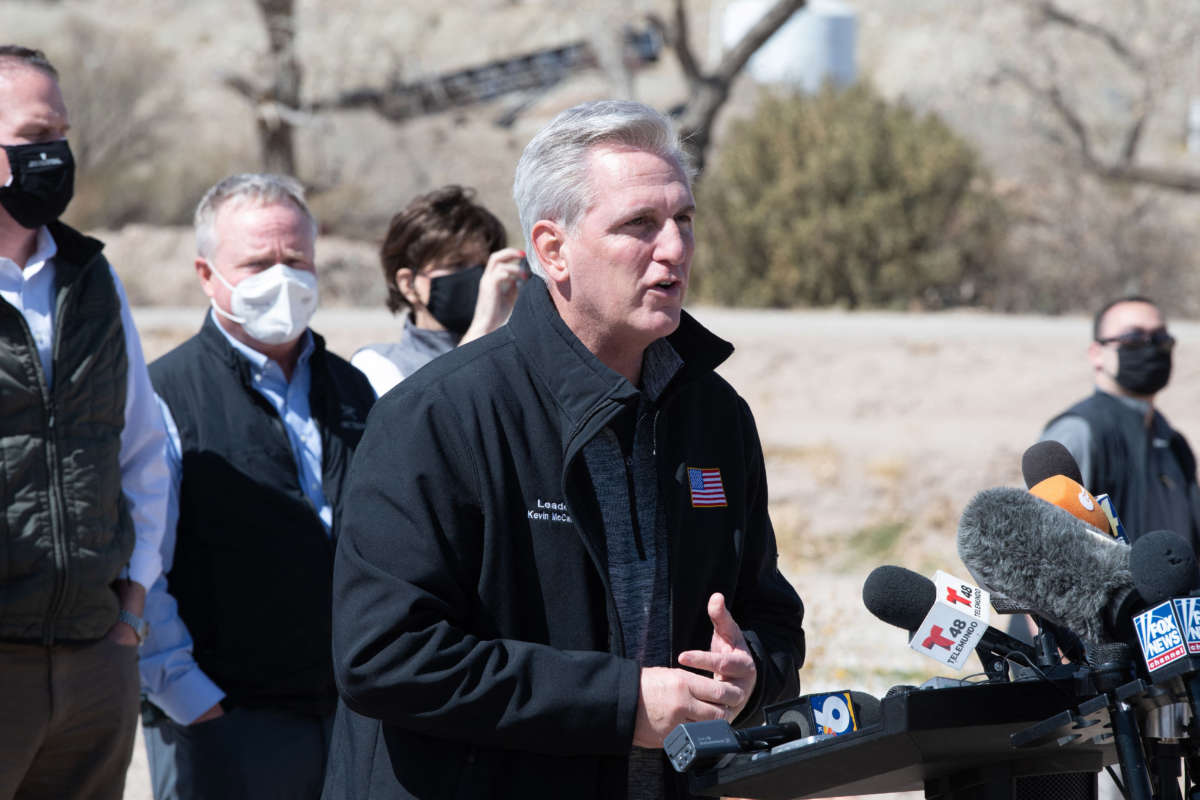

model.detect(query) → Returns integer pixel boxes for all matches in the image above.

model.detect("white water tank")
[719,0,857,90]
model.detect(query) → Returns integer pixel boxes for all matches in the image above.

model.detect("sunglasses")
[1096,328,1175,349]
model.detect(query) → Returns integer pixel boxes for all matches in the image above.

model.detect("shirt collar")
[207,307,314,378]
[0,225,57,277]
[640,338,684,403]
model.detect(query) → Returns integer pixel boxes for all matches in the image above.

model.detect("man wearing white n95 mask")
[138,173,375,800]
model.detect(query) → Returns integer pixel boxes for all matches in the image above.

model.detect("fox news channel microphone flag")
[1134,597,1200,672]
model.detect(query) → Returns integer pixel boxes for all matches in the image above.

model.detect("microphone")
[663,690,882,773]
[1130,529,1199,606]
[1022,440,1083,487]
[957,486,1136,644]
[763,690,882,737]
[1127,530,1200,668]
[862,565,1037,669]
[1022,441,1123,539]
[1027,474,1111,534]
[861,564,933,632]
[663,719,800,773]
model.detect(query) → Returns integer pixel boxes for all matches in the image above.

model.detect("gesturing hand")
[676,593,757,722]
[632,666,744,749]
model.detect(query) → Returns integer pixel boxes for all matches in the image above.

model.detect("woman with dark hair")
[352,186,528,395]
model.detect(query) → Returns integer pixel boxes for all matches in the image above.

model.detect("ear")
[195,257,216,299]
[531,219,569,287]
[395,268,421,306]
[1087,341,1105,373]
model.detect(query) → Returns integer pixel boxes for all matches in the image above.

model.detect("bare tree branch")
[225,1,798,178]
[245,0,300,175]
[1001,3,1200,193]
[670,0,703,89]
[1091,162,1200,193]
[1031,1,1144,72]
[999,63,1200,192]
[996,64,1093,161]
[1118,101,1149,164]
[713,0,806,84]
[664,0,806,173]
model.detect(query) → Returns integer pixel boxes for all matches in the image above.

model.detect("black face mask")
[1116,344,1173,396]
[426,265,483,336]
[0,140,75,230]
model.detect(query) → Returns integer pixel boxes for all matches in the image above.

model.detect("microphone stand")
[1090,643,1155,800]
[1181,674,1200,800]
[1148,740,1183,800]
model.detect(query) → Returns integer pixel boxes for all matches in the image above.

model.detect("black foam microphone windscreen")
[1021,440,1084,489]
[862,565,935,632]
[1130,529,1199,606]
[862,563,1038,660]
[957,486,1132,644]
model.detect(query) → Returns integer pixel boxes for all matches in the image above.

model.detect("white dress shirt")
[0,225,169,590]
[139,311,329,723]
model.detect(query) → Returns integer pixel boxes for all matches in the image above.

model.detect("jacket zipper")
[655,406,678,666]
[623,431,647,561]
[563,399,628,657]
[36,278,77,645]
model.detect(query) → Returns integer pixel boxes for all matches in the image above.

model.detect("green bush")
[692,83,1008,309]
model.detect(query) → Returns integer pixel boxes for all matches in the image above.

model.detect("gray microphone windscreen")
[957,486,1131,644]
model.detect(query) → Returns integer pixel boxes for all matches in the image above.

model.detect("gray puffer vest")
[0,221,133,643]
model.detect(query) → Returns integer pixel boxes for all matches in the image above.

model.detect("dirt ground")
[123,304,1200,799]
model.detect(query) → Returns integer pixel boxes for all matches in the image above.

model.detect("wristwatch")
[118,609,150,644]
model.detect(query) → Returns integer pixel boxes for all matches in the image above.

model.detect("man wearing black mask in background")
[0,45,169,799]
[1041,296,1200,550]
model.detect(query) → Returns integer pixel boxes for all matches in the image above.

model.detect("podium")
[690,678,1116,799]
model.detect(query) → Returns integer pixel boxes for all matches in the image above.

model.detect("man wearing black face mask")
[0,45,169,799]
[1041,295,1200,550]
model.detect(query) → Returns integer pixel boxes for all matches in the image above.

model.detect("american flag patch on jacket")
[687,467,727,508]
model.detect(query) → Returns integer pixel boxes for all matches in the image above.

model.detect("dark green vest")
[0,222,133,643]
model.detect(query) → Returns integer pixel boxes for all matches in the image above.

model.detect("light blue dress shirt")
[139,310,330,723]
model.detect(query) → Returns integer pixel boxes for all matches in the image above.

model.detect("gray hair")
[512,100,693,279]
[194,173,317,259]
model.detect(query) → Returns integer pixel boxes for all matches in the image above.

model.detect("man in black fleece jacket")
[324,100,805,800]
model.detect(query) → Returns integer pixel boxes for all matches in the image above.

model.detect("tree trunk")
[255,0,300,176]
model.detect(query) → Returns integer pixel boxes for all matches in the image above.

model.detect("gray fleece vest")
[0,224,133,643]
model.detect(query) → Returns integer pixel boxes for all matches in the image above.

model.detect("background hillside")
[9,0,1200,313]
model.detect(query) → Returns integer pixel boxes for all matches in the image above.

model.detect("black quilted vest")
[0,222,132,643]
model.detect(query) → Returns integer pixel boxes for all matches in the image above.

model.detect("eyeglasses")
[1096,328,1175,349]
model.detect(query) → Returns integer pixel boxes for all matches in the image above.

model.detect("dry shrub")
[692,83,1009,310]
